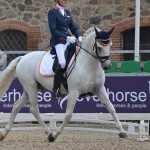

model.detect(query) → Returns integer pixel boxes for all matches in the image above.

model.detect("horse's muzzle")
[103,63,112,70]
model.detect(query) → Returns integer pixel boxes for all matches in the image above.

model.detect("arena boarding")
[0,113,149,141]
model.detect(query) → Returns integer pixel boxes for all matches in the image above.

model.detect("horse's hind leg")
[27,88,50,135]
[0,91,29,141]
[48,90,79,142]
[95,86,127,138]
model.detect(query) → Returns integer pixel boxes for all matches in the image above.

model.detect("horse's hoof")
[48,133,55,142]
[0,133,5,141]
[119,132,128,138]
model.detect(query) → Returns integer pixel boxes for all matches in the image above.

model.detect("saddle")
[50,43,77,91]
[50,43,76,73]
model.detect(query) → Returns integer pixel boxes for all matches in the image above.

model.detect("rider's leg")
[52,64,65,97]
[55,41,70,69]
[52,42,70,98]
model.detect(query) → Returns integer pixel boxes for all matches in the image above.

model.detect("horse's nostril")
[103,65,111,70]
[103,67,108,70]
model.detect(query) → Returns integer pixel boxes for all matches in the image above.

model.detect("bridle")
[67,27,114,77]
[67,38,111,78]
[76,38,111,64]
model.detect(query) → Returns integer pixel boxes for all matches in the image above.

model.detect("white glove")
[78,36,83,42]
[67,36,76,44]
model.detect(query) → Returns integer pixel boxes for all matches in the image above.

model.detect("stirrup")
[52,88,63,98]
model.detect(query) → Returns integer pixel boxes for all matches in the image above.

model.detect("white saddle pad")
[38,50,77,77]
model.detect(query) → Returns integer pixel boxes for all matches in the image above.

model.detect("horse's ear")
[94,27,99,35]
[107,27,115,35]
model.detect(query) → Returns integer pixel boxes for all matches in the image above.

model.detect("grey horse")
[0,27,127,141]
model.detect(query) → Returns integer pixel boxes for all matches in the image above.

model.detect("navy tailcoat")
[48,6,80,47]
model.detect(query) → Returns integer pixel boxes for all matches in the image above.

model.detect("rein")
[76,43,97,59]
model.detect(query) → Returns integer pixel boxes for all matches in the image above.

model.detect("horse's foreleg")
[28,90,50,135]
[95,86,127,138]
[48,90,79,142]
[0,91,29,141]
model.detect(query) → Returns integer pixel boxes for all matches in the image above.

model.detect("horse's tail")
[0,56,22,101]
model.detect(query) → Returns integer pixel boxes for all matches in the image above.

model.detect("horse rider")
[48,0,82,98]
[0,49,7,72]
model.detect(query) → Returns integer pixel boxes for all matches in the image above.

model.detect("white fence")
[0,113,149,141]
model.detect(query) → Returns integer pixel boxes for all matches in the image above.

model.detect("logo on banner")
[58,95,68,109]
[58,95,99,110]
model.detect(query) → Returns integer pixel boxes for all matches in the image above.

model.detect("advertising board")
[0,76,150,115]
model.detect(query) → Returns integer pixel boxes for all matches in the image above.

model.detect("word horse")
[0,27,127,142]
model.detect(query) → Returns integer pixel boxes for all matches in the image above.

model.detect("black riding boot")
[62,76,68,92]
[52,65,65,98]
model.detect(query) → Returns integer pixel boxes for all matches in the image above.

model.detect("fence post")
[137,120,149,141]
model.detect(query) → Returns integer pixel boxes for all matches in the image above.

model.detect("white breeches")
[55,41,70,69]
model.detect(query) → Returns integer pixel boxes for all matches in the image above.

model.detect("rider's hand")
[78,36,83,42]
[67,36,76,44]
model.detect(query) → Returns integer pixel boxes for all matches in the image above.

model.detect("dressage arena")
[0,130,150,150]
[0,113,150,150]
